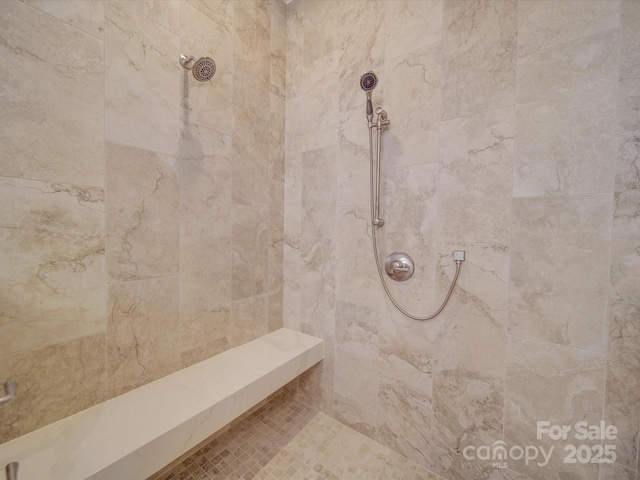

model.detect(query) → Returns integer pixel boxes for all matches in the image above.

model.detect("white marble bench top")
[0,328,323,480]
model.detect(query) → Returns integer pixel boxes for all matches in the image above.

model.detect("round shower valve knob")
[384,252,414,282]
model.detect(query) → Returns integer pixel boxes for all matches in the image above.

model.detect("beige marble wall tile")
[300,237,335,338]
[604,302,640,471]
[285,0,304,100]
[232,1,270,118]
[509,195,613,352]
[180,1,233,137]
[284,96,303,240]
[598,463,636,480]
[438,107,514,245]
[270,5,287,101]
[105,1,180,156]
[514,31,619,197]
[429,368,503,480]
[180,121,232,238]
[430,243,509,378]
[107,277,180,398]
[504,336,605,480]
[441,0,516,120]
[21,0,105,38]
[383,42,441,169]
[0,333,106,442]
[517,0,620,57]
[121,0,180,33]
[230,294,268,348]
[298,335,334,415]
[0,0,104,187]
[180,235,231,360]
[301,146,337,239]
[231,106,270,206]
[231,205,268,300]
[179,152,231,239]
[106,142,179,282]
[333,393,377,439]
[384,0,442,62]
[337,108,370,208]
[0,178,105,355]
[301,70,339,152]
[612,0,640,304]
[502,470,533,480]
[375,378,432,468]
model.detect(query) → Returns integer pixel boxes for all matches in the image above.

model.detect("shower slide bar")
[360,71,465,321]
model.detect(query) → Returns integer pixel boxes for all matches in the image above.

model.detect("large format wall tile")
[106,142,179,282]
[107,277,180,398]
[441,0,516,120]
[0,178,105,355]
[514,31,619,197]
[0,333,106,442]
[438,107,514,245]
[231,205,268,301]
[612,0,640,304]
[105,1,180,156]
[0,1,104,187]
[180,235,231,364]
[121,0,180,34]
[516,0,620,57]
[384,0,442,62]
[504,336,605,480]
[604,302,640,471]
[22,0,105,38]
[301,146,337,239]
[430,368,503,480]
[384,43,441,169]
[509,195,613,352]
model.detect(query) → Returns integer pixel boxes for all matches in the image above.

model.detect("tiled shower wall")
[0,0,285,442]
[283,1,640,480]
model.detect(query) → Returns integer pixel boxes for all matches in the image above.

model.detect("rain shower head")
[180,54,216,82]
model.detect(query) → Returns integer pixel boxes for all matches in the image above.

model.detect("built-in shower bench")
[0,328,323,480]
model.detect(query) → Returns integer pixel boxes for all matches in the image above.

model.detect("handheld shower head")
[360,71,378,122]
[180,54,216,82]
[360,71,378,92]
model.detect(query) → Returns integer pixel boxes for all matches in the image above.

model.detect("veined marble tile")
[180,1,233,137]
[604,362,640,471]
[300,237,335,338]
[514,31,619,197]
[375,378,432,468]
[438,107,514,245]
[107,277,180,398]
[301,146,337,239]
[298,335,334,415]
[334,337,378,412]
[384,0,442,62]
[231,204,268,301]
[333,394,377,439]
[105,1,180,156]
[285,1,304,100]
[441,0,516,120]
[337,108,370,208]
[230,294,268,348]
[121,0,180,33]
[598,463,636,480]
[231,106,270,206]
[517,0,620,57]
[383,42,441,169]
[283,241,301,331]
[180,235,231,360]
[430,243,509,378]
[604,302,640,471]
[0,177,105,355]
[430,368,504,480]
[179,123,231,238]
[504,336,605,480]
[501,470,534,480]
[509,194,613,351]
[270,7,287,101]
[21,0,105,38]
[284,97,303,240]
[612,1,640,304]
[106,142,179,282]
[301,71,339,152]
[0,333,106,442]
[0,1,104,186]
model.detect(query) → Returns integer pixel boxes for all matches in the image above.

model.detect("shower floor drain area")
[149,393,437,480]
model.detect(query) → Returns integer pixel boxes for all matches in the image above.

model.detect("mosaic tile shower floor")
[152,393,439,480]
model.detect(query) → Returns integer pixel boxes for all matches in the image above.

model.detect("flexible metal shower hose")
[367,125,462,321]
